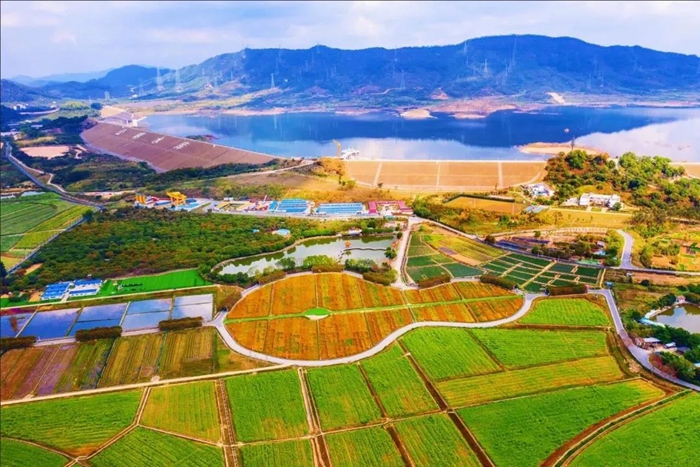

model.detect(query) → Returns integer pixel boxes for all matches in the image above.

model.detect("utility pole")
[271,73,275,89]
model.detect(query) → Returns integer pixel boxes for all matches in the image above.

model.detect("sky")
[2,1,699,78]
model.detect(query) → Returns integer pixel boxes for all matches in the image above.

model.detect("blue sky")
[1,1,699,78]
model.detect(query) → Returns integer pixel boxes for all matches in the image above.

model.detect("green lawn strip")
[469,328,608,368]
[442,263,482,278]
[325,426,404,467]
[239,439,314,467]
[458,380,664,467]
[141,380,220,442]
[303,307,330,317]
[520,298,610,326]
[361,344,438,417]
[570,393,700,466]
[0,438,68,467]
[437,356,624,407]
[98,269,211,297]
[225,369,308,442]
[90,427,224,467]
[0,390,142,455]
[307,365,382,430]
[401,328,500,381]
[394,413,480,467]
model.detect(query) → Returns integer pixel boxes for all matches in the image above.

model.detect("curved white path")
[207,292,538,367]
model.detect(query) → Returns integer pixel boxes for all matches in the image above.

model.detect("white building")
[523,183,554,198]
[579,193,621,208]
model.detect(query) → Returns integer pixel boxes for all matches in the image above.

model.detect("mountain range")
[2,35,699,109]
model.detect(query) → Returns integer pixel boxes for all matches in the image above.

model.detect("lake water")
[220,235,395,276]
[654,304,700,333]
[145,107,700,162]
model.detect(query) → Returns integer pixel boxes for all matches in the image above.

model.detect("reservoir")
[219,235,395,276]
[145,106,700,162]
[654,304,700,333]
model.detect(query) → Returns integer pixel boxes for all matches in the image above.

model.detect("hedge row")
[417,274,451,289]
[159,317,203,331]
[76,326,122,342]
[548,284,588,296]
[480,274,517,290]
[312,264,345,273]
[257,270,287,285]
[363,271,394,286]
[0,336,37,350]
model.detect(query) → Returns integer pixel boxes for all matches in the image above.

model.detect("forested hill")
[3,35,699,106]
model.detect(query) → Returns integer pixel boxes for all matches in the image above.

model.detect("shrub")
[417,274,451,289]
[158,317,203,331]
[75,326,122,342]
[547,284,588,296]
[312,264,345,273]
[363,271,395,286]
[0,336,36,350]
[480,274,516,290]
[257,270,286,285]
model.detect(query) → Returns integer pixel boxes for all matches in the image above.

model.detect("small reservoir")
[654,304,700,333]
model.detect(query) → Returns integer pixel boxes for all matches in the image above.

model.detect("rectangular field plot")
[19,308,79,339]
[550,263,577,274]
[437,356,624,407]
[90,427,224,467]
[395,414,480,467]
[272,274,317,315]
[326,426,404,467]
[520,298,610,326]
[413,303,475,323]
[442,263,483,278]
[239,439,314,467]
[458,380,663,467]
[225,369,308,442]
[1,346,56,400]
[575,266,601,278]
[141,381,221,442]
[357,280,405,308]
[78,304,127,322]
[366,308,414,345]
[0,390,141,455]
[453,282,512,299]
[69,319,122,336]
[508,254,552,268]
[100,269,211,296]
[402,328,500,381]
[469,328,608,368]
[0,438,68,467]
[318,314,374,360]
[317,274,364,311]
[570,394,700,467]
[464,297,523,322]
[404,284,461,304]
[54,338,113,392]
[121,311,170,331]
[174,293,213,306]
[171,303,213,320]
[307,365,382,430]
[158,328,216,378]
[264,317,319,360]
[126,298,172,314]
[407,265,448,283]
[0,313,31,338]
[98,333,164,387]
[361,344,438,417]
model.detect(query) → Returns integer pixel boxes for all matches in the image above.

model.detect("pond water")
[220,235,395,276]
[19,308,79,340]
[654,304,700,333]
[145,107,700,161]
[0,313,32,338]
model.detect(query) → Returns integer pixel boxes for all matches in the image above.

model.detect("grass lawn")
[98,269,211,297]
[520,298,610,326]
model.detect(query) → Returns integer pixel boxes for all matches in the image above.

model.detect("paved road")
[594,288,699,392]
[208,292,538,367]
[614,229,700,276]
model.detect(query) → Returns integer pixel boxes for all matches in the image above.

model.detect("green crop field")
[141,381,221,442]
[0,438,68,467]
[1,235,21,252]
[437,356,624,407]
[326,426,404,467]
[54,338,114,392]
[458,380,663,467]
[307,365,381,430]
[99,269,211,297]
[442,263,483,277]
[520,298,610,326]
[407,265,448,282]
[571,394,700,466]
[402,328,500,381]
[394,414,480,467]
[469,328,608,368]
[225,370,308,442]
[0,390,141,455]
[239,439,314,467]
[90,427,224,467]
[361,344,438,417]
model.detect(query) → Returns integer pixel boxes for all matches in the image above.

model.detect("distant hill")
[0,79,50,103]
[10,69,112,87]
[2,35,699,108]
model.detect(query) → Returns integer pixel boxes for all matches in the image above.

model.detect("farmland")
[520,297,610,326]
[445,195,526,214]
[325,426,404,467]
[571,394,700,466]
[0,193,87,269]
[0,438,68,467]
[239,439,314,467]
[307,365,382,430]
[225,273,522,359]
[141,381,221,442]
[98,269,212,297]
[458,380,664,467]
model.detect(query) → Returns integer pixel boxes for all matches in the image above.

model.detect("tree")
[484,235,496,245]
[384,247,397,260]
[83,209,95,222]
[534,230,542,238]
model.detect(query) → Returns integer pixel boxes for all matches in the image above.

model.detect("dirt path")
[298,368,330,467]
[215,379,238,467]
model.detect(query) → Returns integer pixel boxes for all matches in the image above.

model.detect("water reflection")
[655,304,700,333]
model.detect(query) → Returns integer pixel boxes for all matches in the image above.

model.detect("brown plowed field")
[684,163,700,178]
[81,122,276,172]
[345,160,546,192]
